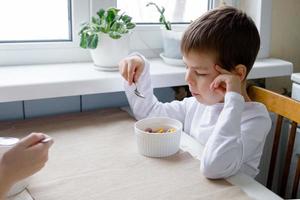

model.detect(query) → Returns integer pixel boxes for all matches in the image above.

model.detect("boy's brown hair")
[181,6,260,76]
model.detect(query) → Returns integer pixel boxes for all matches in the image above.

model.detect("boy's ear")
[234,64,247,81]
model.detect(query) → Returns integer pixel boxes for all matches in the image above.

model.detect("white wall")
[266,0,300,94]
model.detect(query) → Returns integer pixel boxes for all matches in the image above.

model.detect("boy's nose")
[185,70,195,86]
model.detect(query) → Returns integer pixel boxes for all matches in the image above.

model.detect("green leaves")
[79,7,136,49]
[109,32,122,39]
[126,22,135,29]
[80,32,99,49]
[106,7,119,23]
[97,9,105,19]
[79,32,88,49]
[146,2,172,30]
[121,15,132,23]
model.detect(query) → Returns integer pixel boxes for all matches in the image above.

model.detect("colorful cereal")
[144,127,176,133]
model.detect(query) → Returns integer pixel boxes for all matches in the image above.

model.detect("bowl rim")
[134,117,182,135]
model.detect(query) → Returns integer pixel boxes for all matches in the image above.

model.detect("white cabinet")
[292,73,300,101]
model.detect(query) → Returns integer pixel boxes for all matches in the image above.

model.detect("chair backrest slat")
[267,115,283,188]
[292,154,300,198]
[280,121,298,196]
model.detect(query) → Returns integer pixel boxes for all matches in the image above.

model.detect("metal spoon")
[40,137,52,143]
[133,82,145,98]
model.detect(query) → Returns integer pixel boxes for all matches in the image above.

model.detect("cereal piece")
[145,128,153,133]
[156,128,164,133]
[167,128,176,133]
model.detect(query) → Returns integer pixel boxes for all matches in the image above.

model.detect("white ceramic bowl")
[135,117,182,157]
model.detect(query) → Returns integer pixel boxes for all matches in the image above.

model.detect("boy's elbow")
[200,160,240,179]
[200,163,224,179]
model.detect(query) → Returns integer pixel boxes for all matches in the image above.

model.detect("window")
[0,0,272,66]
[0,0,90,66]
[0,0,72,43]
[117,0,209,24]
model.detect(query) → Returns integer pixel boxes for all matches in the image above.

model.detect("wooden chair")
[248,86,300,198]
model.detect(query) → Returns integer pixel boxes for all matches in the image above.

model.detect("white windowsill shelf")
[0,58,293,103]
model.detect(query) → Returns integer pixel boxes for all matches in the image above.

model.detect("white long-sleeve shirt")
[124,54,272,179]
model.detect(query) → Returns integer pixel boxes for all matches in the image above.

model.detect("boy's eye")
[195,72,207,76]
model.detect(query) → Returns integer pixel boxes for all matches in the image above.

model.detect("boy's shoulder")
[243,101,271,121]
[242,102,272,140]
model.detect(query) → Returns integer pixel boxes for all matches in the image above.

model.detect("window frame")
[0,0,73,44]
[0,0,92,66]
[0,0,272,66]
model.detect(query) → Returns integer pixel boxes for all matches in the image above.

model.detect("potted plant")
[79,7,136,70]
[146,2,184,61]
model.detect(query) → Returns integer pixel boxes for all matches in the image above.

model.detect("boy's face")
[183,51,224,105]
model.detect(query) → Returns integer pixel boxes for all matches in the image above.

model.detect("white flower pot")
[90,33,130,71]
[161,28,184,59]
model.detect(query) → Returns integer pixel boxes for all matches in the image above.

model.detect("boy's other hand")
[0,132,53,186]
[210,65,242,96]
[119,55,145,86]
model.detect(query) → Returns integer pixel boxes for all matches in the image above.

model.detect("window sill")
[0,58,293,103]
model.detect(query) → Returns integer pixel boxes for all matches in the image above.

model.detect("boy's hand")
[210,65,242,96]
[0,133,53,186]
[119,55,145,86]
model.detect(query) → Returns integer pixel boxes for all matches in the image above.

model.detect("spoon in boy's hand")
[133,81,145,98]
[40,137,53,143]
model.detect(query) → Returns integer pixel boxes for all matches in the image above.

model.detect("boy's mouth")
[191,91,200,96]
[189,87,200,96]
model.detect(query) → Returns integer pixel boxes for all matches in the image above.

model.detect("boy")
[119,6,271,179]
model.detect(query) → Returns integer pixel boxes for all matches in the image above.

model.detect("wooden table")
[2,109,280,200]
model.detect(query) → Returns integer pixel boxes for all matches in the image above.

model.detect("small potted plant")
[146,2,184,61]
[79,7,136,70]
